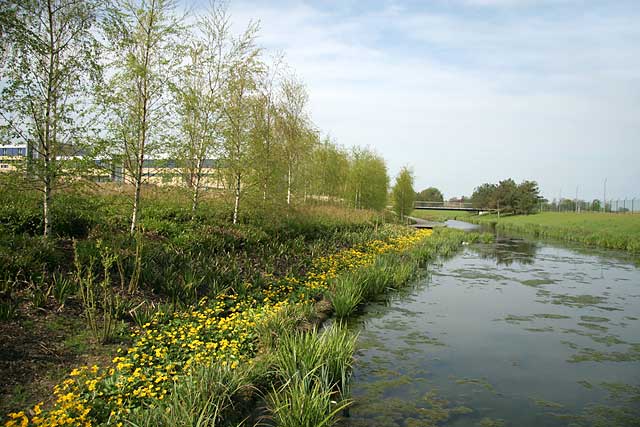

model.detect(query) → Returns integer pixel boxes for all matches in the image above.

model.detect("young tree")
[171,3,230,214]
[101,0,182,234]
[346,147,389,211]
[308,137,349,200]
[220,23,261,224]
[276,76,312,206]
[392,167,415,220]
[249,56,285,204]
[0,0,102,237]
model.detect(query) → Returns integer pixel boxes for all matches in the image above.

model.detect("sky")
[190,0,639,201]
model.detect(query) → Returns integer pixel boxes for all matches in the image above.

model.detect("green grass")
[470,212,640,253]
[268,324,356,427]
[124,364,254,427]
[410,209,476,222]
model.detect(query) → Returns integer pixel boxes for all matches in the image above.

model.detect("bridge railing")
[414,201,476,209]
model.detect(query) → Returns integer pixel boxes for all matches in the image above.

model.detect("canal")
[343,227,640,426]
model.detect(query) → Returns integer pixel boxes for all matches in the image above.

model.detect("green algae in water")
[600,382,640,403]
[521,279,556,287]
[381,318,410,331]
[580,315,611,323]
[578,322,609,332]
[351,387,476,427]
[590,335,627,346]
[452,376,496,393]
[401,331,447,346]
[478,417,506,427]
[550,293,608,307]
[531,398,565,409]
[534,313,571,319]
[562,340,580,350]
[568,344,640,363]
[578,380,594,389]
[524,326,555,332]
[503,314,535,323]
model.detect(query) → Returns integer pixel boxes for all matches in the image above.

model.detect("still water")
[344,233,640,427]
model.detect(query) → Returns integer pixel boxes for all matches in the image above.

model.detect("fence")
[541,199,639,214]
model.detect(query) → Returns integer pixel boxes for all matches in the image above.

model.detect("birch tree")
[308,138,349,201]
[249,56,285,204]
[171,3,230,214]
[220,23,261,224]
[101,0,181,234]
[0,0,102,237]
[392,166,415,220]
[276,76,312,206]
[347,147,389,211]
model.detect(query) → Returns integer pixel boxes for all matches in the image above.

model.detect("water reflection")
[470,237,539,266]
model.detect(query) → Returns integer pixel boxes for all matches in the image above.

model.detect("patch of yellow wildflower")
[4,227,433,426]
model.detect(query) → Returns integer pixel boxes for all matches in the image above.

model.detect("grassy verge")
[2,186,486,426]
[468,212,640,254]
[410,209,476,222]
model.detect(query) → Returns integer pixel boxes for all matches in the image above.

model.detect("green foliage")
[73,240,118,343]
[346,147,389,211]
[124,364,253,427]
[392,166,415,220]
[272,324,356,393]
[329,275,365,318]
[267,370,351,427]
[308,139,350,200]
[269,324,356,426]
[255,302,311,351]
[1,0,103,237]
[470,179,541,214]
[416,187,444,203]
[470,183,497,209]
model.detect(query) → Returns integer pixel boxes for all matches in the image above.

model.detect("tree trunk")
[191,157,203,215]
[43,176,52,237]
[233,174,241,224]
[130,173,142,235]
[287,163,292,206]
[42,0,56,237]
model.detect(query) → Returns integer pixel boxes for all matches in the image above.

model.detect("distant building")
[0,144,28,172]
[0,144,225,189]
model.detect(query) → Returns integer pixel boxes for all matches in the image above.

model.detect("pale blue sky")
[188,0,640,201]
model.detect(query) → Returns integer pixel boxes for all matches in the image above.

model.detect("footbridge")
[414,201,494,213]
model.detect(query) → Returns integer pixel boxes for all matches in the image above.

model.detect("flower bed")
[5,228,433,427]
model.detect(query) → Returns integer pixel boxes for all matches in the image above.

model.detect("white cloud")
[223,0,640,200]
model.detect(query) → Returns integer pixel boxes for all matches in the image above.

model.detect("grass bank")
[469,212,640,254]
[2,186,484,426]
[410,209,476,223]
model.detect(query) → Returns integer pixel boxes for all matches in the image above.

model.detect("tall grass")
[255,302,313,351]
[329,275,364,318]
[267,324,356,426]
[272,324,356,388]
[267,370,350,427]
[124,364,253,427]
